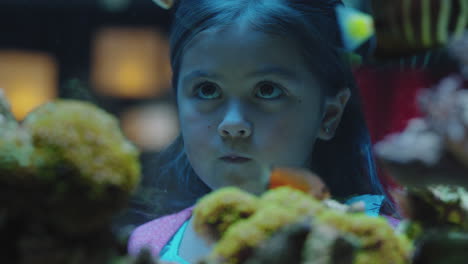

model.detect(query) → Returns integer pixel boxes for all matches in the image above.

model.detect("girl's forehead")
[180,25,305,74]
[186,25,293,52]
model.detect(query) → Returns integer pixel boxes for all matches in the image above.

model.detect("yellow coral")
[196,187,413,264]
[316,210,413,264]
[260,187,325,216]
[193,187,259,243]
[200,187,323,263]
[209,204,307,264]
[22,100,140,196]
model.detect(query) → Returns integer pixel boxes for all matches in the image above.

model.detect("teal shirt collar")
[345,194,385,216]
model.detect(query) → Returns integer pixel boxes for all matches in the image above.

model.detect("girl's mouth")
[220,156,252,163]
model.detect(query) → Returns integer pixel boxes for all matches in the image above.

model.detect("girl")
[128,0,398,263]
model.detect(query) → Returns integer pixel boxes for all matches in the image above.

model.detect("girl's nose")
[218,103,252,139]
[218,123,252,138]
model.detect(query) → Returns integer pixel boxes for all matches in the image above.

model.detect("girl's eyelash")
[192,80,211,90]
[191,80,224,100]
[259,79,286,87]
[191,80,215,95]
[256,79,289,97]
[191,79,289,98]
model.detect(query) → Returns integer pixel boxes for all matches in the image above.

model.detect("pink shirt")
[127,206,194,257]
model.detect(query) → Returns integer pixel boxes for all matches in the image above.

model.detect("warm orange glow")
[0,51,58,120]
[121,103,179,151]
[91,27,172,98]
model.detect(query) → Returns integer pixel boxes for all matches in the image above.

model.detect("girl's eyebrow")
[182,65,297,84]
[246,65,297,81]
[182,70,224,84]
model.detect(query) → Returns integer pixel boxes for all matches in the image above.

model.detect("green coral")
[397,220,424,241]
[428,185,468,227]
[0,121,34,177]
[405,185,468,232]
[0,89,34,179]
[0,100,36,214]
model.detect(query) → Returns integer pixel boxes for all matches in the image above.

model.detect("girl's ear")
[317,88,351,140]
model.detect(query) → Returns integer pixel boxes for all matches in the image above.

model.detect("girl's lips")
[220,156,252,163]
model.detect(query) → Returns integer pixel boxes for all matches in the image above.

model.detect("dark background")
[0,0,173,114]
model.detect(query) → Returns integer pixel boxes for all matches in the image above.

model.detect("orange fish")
[269,167,331,200]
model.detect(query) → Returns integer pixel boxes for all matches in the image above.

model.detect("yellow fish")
[337,0,468,58]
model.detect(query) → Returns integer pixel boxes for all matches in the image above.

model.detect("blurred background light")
[120,103,179,151]
[0,50,58,120]
[91,27,172,99]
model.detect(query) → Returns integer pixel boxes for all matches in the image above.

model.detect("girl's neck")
[178,217,213,263]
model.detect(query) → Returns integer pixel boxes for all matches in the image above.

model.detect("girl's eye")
[255,82,285,99]
[194,82,221,99]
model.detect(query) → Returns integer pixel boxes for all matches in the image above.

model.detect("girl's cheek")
[255,120,290,153]
[181,112,214,144]
[257,113,317,162]
[180,104,206,127]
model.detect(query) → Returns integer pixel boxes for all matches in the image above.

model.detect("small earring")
[325,127,331,134]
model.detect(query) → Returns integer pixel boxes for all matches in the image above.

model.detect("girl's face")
[177,25,335,194]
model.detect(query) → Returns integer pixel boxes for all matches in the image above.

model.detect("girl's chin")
[203,164,271,194]
[215,178,268,194]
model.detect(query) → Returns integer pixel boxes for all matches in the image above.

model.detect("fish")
[152,0,176,10]
[268,167,331,200]
[337,0,468,58]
